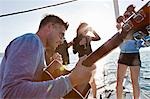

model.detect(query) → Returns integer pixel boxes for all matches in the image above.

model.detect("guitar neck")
[82,31,127,67]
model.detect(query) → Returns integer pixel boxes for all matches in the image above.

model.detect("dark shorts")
[118,53,141,66]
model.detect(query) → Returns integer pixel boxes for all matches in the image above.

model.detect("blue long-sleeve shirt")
[0,33,72,99]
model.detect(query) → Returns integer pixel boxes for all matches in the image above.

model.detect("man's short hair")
[39,14,69,30]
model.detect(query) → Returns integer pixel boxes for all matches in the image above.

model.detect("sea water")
[0,50,150,91]
[68,49,150,99]
[96,51,150,87]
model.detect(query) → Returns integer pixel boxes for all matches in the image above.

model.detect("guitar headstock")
[117,1,150,36]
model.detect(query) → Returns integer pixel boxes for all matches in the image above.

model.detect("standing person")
[73,22,101,98]
[0,14,96,99]
[116,32,150,99]
[55,37,73,65]
[45,37,72,66]
[116,9,150,99]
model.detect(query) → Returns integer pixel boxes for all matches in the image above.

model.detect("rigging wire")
[0,0,78,18]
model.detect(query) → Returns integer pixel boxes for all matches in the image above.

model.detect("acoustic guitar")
[42,1,149,99]
[42,60,91,99]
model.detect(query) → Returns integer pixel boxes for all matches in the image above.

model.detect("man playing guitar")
[42,1,149,99]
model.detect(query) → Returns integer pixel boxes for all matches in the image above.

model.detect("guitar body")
[64,82,91,99]
[42,60,91,99]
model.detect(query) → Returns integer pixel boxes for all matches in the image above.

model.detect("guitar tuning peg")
[127,4,136,14]
[123,10,132,20]
[116,16,124,23]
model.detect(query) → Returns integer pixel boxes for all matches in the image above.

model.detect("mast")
[113,0,120,19]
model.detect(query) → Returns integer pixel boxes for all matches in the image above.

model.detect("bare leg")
[130,66,140,99]
[89,70,97,98]
[116,63,128,99]
[90,79,97,98]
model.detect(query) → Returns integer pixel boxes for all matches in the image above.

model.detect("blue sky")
[0,0,149,53]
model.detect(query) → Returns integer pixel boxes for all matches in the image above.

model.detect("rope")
[0,0,78,18]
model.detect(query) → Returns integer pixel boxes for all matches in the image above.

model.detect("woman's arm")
[91,31,101,41]
[87,27,101,41]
